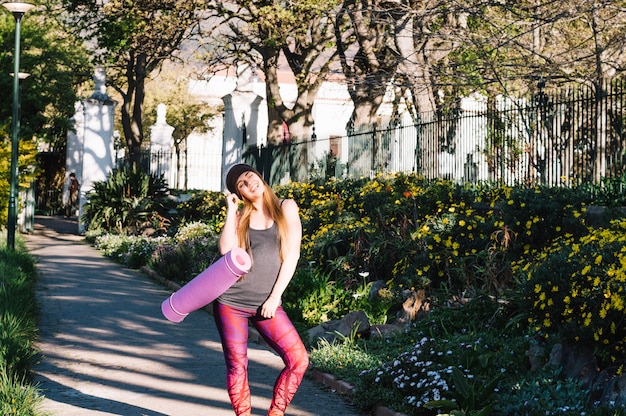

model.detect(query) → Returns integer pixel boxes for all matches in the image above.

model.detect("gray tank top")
[217,223,282,310]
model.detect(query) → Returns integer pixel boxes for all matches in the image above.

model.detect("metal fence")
[141,82,626,190]
[146,81,626,190]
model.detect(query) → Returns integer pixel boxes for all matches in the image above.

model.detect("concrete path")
[26,216,362,416]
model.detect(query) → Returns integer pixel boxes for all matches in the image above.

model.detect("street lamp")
[3,2,34,250]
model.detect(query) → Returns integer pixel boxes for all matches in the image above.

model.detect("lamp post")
[3,2,34,250]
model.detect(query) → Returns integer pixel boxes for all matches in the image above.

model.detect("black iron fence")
[142,81,626,192]
[236,82,626,189]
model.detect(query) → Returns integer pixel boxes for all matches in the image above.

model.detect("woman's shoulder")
[279,198,299,215]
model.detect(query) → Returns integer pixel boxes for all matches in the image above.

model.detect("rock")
[307,311,371,345]
[369,280,387,301]
[598,372,626,407]
[527,338,545,372]
[369,324,404,339]
[547,342,598,389]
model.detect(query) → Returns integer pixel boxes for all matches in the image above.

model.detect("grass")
[0,233,45,416]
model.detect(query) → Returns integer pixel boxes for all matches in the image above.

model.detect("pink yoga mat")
[161,247,251,322]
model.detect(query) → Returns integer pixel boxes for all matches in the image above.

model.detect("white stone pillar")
[221,88,263,189]
[149,103,175,186]
[65,67,117,234]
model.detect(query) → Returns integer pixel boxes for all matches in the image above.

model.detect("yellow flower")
[582,265,591,275]
[595,255,603,265]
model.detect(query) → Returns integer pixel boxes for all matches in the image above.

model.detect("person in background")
[214,163,309,416]
[64,172,80,218]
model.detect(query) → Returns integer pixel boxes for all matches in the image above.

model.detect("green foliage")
[0,126,39,227]
[149,222,219,285]
[0,249,38,379]
[494,366,589,415]
[0,8,90,149]
[354,332,516,416]
[173,221,216,243]
[173,190,227,231]
[309,337,384,383]
[0,368,42,416]
[0,236,42,415]
[81,164,175,235]
[282,266,391,327]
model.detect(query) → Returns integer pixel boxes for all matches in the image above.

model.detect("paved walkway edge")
[140,266,407,416]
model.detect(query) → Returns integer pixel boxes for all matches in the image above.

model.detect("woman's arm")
[261,198,302,318]
[219,193,240,255]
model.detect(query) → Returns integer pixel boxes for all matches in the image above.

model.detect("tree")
[335,0,399,129]
[202,0,340,181]
[1,4,91,215]
[60,0,207,167]
[461,0,626,182]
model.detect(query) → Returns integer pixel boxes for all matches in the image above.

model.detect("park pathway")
[26,216,362,416]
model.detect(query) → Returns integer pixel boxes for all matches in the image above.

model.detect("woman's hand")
[260,295,281,319]
[219,193,241,254]
[225,193,240,212]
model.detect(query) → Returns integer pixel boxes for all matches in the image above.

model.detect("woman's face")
[236,171,265,200]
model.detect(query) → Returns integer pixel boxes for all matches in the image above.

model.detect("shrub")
[0,239,42,415]
[494,366,589,415]
[150,233,219,285]
[519,219,626,366]
[173,190,227,231]
[174,221,216,243]
[0,369,42,416]
[283,266,392,328]
[82,164,175,234]
[94,234,166,269]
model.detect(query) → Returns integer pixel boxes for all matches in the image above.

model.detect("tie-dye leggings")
[213,301,309,416]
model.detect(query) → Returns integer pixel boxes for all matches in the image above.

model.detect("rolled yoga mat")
[161,247,251,322]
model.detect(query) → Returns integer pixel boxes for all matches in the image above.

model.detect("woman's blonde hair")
[236,174,289,262]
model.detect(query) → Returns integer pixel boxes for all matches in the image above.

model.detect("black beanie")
[225,163,261,195]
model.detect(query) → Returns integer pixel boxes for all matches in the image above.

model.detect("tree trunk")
[120,52,148,168]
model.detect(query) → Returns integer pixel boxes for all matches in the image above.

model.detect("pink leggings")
[213,302,309,416]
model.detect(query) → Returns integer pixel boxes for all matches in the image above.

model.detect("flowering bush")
[173,190,227,232]
[174,221,216,243]
[356,335,503,415]
[94,234,165,268]
[520,219,626,365]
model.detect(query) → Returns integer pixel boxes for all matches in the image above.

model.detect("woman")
[215,163,309,416]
